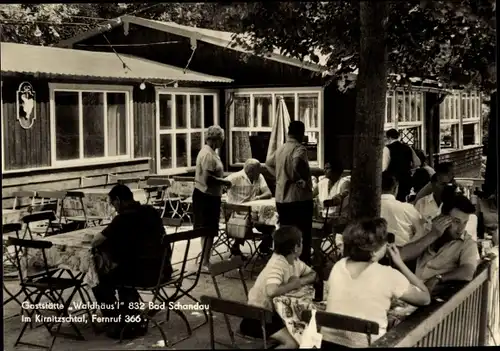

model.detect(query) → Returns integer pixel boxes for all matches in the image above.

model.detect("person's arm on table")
[266,277,303,298]
[91,232,107,248]
[387,245,431,306]
[398,215,452,262]
[298,261,317,286]
[254,175,272,200]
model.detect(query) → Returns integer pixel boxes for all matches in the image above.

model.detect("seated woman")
[321,218,430,348]
[240,226,317,348]
[313,159,350,218]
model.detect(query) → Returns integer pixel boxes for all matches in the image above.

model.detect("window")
[385,89,425,150]
[50,84,132,165]
[461,92,481,147]
[439,92,461,150]
[228,88,323,166]
[439,90,481,150]
[156,90,218,173]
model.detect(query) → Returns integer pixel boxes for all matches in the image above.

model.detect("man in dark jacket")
[382,129,421,201]
[91,184,172,339]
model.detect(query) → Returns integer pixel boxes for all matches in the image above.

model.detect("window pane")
[305,131,318,162]
[278,94,295,122]
[415,93,422,121]
[298,93,318,128]
[176,95,187,128]
[159,94,172,130]
[254,95,272,127]
[234,95,250,127]
[440,124,459,149]
[159,134,172,169]
[190,95,202,128]
[107,93,127,156]
[405,92,412,122]
[190,132,202,167]
[204,95,214,126]
[396,92,404,122]
[463,123,477,146]
[82,92,105,158]
[55,92,80,161]
[232,131,271,164]
[386,95,393,123]
[176,134,188,167]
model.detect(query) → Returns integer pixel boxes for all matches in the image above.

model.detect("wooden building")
[1,16,484,204]
[57,15,484,177]
[0,42,232,205]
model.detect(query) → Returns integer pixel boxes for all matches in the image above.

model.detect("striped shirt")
[224,170,270,204]
[248,253,314,311]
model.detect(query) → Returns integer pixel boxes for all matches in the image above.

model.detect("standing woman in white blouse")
[193,125,232,271]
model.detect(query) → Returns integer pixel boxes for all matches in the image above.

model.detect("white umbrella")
[266,96,292,161]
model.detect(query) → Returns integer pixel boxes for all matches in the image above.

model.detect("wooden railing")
[372,257,496,347]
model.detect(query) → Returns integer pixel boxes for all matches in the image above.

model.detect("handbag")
[226,213,253,239]
[92,247,118,276]
[300,309,323,349]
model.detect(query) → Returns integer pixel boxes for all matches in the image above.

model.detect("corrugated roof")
[0,42,233,83]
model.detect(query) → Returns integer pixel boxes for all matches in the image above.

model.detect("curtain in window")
[266,96,292,160]
[233,99,251,162]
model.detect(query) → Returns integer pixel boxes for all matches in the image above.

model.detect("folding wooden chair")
[33,191,68,233]
[3,223,25,311]
[301,310,379,346]
[208,257,252,347]
[62,191,105,229]
[144,178,171,217]
[201,295,279,349]
[8,237,92,351]
[169,176,195,222]
[115,228,209,346]
[21,211,59,240]
[12,191,37,212]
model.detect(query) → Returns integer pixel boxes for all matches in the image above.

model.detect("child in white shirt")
[241,225,317,348]
[322,218,431,348]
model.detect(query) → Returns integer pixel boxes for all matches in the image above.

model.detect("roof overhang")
[57,15,330,75]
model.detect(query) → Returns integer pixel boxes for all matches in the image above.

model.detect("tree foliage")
[230,1,496,92]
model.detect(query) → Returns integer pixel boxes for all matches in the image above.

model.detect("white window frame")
[439,90,482,151]
[227,87,324,168]
[155,88,219,175]
[384,89,425,150]
[49,83,134,167]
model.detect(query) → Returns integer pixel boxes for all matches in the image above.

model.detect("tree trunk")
[349,1,388,220]
[484,91,497,196]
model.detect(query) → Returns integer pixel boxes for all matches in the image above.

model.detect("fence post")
[478,261,492,346]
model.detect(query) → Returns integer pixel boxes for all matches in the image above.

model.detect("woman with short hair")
[193,125,232,271]
[321,218,430,348]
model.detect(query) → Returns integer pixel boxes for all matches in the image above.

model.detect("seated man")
[91,184,173,339]
[399,194,480,293]
[225,158,273,256]
[413,162,455,204]
[313,159,350,218]
[415,169,477,240]
[381,171,425,245]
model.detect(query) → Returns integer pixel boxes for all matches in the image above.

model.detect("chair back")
[201,295,274,349]
[21,211,58,239]
[301,310,379,345]
[35,191,67,219]
[3,223,22,238]
[6,237,53,283]
[146,178,172,187]
[63,191,89,224]
[209,256,248,296]
[117,177,143,189]
[12,191,37,211]
[163,228,209,289]
[170,177,196,198]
